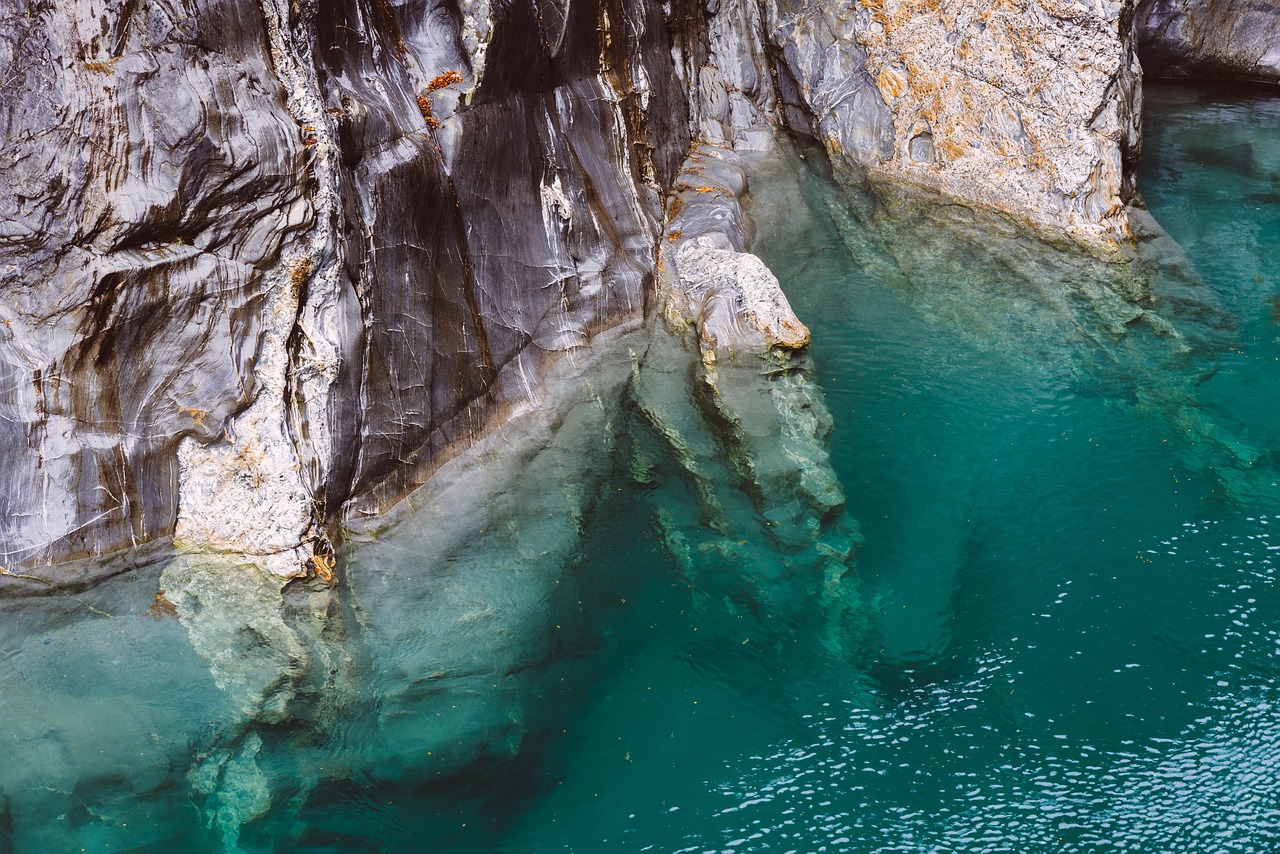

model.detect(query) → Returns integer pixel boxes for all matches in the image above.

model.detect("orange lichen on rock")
[303,536,338,585]
[83,58,120,74]
[178,406,209,428]
[427,70,464,92]
[289,258,313,297]
[876,65,909,99]
[416,91,441,129]
[146,589,178,620]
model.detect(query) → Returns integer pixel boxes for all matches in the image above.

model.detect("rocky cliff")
[1137,0,1280,84]
[2,0,1257,579]
[764,0,1143,242]
[1,0,685,577]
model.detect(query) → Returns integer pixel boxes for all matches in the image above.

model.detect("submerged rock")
[643,143,866,657]
[804,143,1277,506]
[625,324,866,658]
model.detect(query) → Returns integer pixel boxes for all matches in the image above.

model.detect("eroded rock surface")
[658,143,810,359]
[647,143,863,657]
[0,0,310,569]
[0,0,1176,574]
[0,0,684,575]
[763,0,1143,244]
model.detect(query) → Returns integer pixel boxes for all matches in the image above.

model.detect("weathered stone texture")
[658,144,810,359]
[5,0,1239,574]
[0,0,310,568]
[0,0,686,574]
[308,0,684,522]
[764,0,1143,243]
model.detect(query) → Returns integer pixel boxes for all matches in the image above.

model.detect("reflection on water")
[1,82,1278,852]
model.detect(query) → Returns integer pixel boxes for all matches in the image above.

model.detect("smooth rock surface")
[658,144,810,359]
[1137,0,1280,84]
[0,0,310,569]
[0,0,685,573]
[0,0,1209,574]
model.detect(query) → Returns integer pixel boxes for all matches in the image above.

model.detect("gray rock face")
[0,0,685,574]
[0,0,1207,575]
[303,0,681,523]
[0,0,310,569]
[1137,0,1280,84]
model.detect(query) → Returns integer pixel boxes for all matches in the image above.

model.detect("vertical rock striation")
[0,0,311,570]
[1,0,1207,575]
[0,0,686,576]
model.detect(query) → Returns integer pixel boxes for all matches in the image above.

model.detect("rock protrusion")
[658,144,810,360]
[763,0,1144,244]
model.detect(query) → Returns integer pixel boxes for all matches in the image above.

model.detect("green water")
[1,83,1278,852]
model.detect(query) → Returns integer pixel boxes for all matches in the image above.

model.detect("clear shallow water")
[486,84,1280,852]
[2,83,1279,852]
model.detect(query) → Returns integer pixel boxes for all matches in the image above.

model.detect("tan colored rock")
[765,0,1143,246]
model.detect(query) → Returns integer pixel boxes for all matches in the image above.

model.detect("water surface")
[1,83,1278,852]
[488,82,1280,853]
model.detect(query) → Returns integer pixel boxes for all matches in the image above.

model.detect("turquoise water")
[486,83,1280,851]
[1,83,1279,851]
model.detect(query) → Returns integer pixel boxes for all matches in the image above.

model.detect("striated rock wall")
[0,0,686,575]
[1,0,1208,575]
[1137,0,1280,84]
[0,0,311,570]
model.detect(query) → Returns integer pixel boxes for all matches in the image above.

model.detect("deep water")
[1,83,1279,853]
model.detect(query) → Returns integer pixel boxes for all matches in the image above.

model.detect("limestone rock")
[0,0,685,572]
[0,0,1221,574]
[658,144,810,359]
[645,143,861,657]
[0,0,311,569]
[764,0,1144,244]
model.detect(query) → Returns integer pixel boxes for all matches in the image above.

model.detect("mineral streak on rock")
[0,0,688,574]
[1137,0,1280,84]
[0,0,311,570]
[4,0,1261,575]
